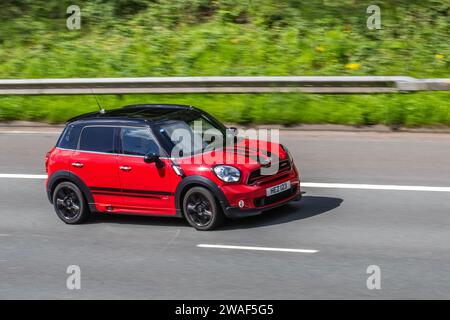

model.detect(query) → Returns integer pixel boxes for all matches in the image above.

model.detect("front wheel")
[52,181,90,224]
[182,187,224,231]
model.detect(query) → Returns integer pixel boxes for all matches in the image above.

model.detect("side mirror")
[144,152,165,169]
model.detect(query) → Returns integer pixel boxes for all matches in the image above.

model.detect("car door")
[116,126,176,215]
[70,125,123,212]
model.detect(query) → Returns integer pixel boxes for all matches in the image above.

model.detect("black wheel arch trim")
[47,170,97,212]
[174,175,230,217]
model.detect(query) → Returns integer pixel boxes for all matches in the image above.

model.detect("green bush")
[0,1,448,126]
[0,92,449,128]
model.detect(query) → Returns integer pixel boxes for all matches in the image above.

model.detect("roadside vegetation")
[0,1,448,126]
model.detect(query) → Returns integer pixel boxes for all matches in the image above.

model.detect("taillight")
[45,152,50,173]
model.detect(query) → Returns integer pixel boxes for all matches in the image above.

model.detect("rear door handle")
[72,162,84,168]
[119,166,132,171]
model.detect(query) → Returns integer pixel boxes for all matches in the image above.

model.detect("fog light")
[238,200,245,208]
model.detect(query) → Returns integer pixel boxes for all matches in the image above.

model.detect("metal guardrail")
[0,76,448,95]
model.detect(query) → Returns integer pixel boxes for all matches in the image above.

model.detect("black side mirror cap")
[144,153,165,169]
[144,152,158,163]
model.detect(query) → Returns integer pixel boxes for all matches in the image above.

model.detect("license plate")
[266,181,291,197]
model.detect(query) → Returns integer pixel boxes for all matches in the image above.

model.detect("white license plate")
[266,181,291,197]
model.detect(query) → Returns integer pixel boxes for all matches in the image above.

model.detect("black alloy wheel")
[183,187,224,231]
[53,182,89,224]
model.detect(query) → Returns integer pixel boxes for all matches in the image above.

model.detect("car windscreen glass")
[78,126,115,153]
[155,113,224,158]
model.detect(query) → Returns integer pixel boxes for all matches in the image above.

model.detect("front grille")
[254,185,297,207]
[247,160,291,185]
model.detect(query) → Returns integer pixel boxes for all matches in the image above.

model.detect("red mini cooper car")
[46,104,301,230]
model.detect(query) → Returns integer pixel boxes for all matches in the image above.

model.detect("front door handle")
[72,162,84,168]
[119,166,132,171]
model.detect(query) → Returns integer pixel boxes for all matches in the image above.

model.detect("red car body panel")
[115,155,179,215]
[71,150,123,211]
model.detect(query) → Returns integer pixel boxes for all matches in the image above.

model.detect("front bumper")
[220,162,301,218]
[224,187,302,219]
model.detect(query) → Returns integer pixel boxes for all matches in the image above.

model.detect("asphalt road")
[1,128,450,299]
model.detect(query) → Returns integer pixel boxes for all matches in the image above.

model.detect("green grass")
[0,92,449,127]
[0,1,448,126]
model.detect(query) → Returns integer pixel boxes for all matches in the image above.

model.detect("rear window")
[78,126,115,153]
[57,124,81,150]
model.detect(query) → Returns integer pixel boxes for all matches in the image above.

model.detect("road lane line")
[0,174,47,179]
[197,244,318,253]
[302,182,450,192]
[1,174,450,193]
[0,131,59,134]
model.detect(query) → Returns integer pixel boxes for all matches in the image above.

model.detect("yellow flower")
[230,38,240,44]
[435,54,444,60]
[315,45,325,53]
[345,63,361,70]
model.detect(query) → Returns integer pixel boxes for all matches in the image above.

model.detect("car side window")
[57,124,82,150]
[121,127,161,156]
[78,126,115,153]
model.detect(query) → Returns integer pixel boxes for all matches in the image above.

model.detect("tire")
[52,181,90,224]
[182,186,224,231]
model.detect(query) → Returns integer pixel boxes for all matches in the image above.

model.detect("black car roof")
[67,104,197,124]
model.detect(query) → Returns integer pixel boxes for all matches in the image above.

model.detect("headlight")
[281,144,294,163]
[213,165,241,182]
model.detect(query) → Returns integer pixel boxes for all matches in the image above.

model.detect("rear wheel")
[183,187,224,231]
[52,182,90,224]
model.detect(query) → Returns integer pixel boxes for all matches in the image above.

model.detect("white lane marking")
[0,174,450,193]
[197,244,318,253]
[302,182,450,192]
[0,174,47,179]
[0,131,59,134]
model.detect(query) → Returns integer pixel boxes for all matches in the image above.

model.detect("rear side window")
[121,127,161,156]
[79,126,115,153]
[57,124,81,150]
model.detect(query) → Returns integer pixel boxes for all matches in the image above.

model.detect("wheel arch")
[174,176,229,216]
[47,170,96,212]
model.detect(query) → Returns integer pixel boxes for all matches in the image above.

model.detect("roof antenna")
[91,88,105,114]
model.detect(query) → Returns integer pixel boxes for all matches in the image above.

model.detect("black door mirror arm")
[144,153,165,169]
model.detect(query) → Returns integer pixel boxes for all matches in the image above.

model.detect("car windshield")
[154,110,227,158]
